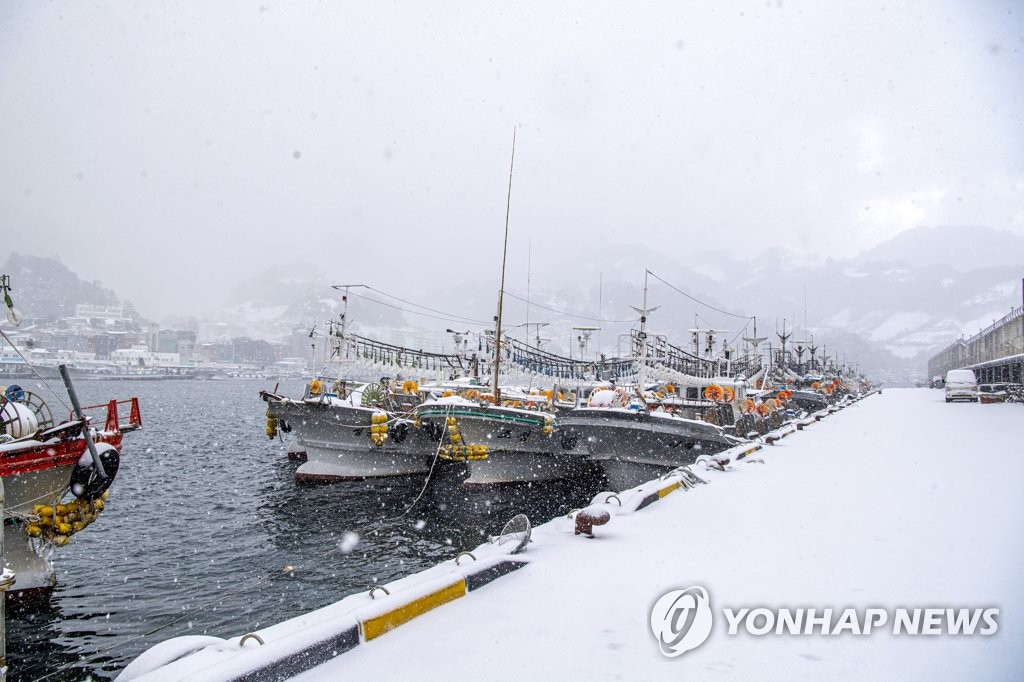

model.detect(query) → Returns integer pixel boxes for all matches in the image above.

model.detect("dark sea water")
[6,378,602,681]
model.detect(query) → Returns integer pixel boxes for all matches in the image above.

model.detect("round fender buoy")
[70,443,120,500]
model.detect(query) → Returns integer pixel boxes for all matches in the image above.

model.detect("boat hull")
[415,403,586,485]
[1,432,125,595]
[268,399,435,481]
[463,451,587,486]
[559,408,735,491]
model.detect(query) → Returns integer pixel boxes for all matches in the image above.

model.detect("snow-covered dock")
[122,389,1022,681]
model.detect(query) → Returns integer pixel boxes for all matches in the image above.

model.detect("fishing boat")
[408,131,598,486]
[556,274,750,491]
[1,375,141,597]
[261,287,463,482]
[1,278,143,597]
[262,377,437,482]
[413,386,587,485]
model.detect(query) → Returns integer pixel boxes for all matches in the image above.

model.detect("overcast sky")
[1,1,1021,318]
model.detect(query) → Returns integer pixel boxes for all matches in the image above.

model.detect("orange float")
[756,403,770,416]
[721,386,736,402]
[703,384,724,401]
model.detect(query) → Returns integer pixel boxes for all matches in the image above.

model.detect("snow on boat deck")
[127,389,1023,681]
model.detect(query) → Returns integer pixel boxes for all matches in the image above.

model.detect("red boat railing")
[69,397,143,434]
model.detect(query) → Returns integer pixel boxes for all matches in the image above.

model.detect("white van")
[944,369,978,403]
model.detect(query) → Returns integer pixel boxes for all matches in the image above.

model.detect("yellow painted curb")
[361,580,468,641]
[657,481,682,498]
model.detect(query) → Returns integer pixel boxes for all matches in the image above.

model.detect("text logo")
[650,586,714,657]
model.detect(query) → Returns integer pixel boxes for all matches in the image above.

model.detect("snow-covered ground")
[124,389,1023,681]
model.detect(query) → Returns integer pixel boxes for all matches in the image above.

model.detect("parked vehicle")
[944,369,978,403]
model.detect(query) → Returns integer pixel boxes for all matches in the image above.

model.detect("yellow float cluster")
[265,408,278,439]
[26,491,109,546]
[439,444,489,461]
[542,415,554,435]
[445,416,462,445]
[370,411,389,447]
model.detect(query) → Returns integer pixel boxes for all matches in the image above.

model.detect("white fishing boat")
[262,378,436,482]
[413,387,584,485]
[556,274,753,491]
[261,287,463,482]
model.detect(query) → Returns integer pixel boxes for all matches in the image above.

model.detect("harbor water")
[5,379,603,681]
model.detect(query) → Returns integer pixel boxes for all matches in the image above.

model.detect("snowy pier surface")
[123,389,1022,681]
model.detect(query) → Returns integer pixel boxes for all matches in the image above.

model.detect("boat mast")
[492,128,516,402]
[330,283,366,377]
[639,270,648,388]
[631,270,659,392]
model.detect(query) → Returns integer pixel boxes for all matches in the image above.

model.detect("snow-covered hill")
[7,225,1021,384]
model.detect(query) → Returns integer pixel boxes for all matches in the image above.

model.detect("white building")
[111,346,180,367]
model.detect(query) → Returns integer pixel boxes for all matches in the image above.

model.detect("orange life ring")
[703,384,724,401]
[810,381,821,390]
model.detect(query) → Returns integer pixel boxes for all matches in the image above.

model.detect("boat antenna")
[525,237,531,346]
[492,127,516,402]
[631,270,660,390]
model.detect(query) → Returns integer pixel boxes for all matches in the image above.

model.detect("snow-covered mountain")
[7,226,1021,384]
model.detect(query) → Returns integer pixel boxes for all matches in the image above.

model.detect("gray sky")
[1,1,1022,317]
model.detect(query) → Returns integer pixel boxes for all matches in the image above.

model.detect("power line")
[345,290,491,326]
[646,270,752,321]
[358,285,491,326]
[502,290,637,324]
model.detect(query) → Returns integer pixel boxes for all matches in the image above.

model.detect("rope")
[0,328,74,414]
[390,404,450,520]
